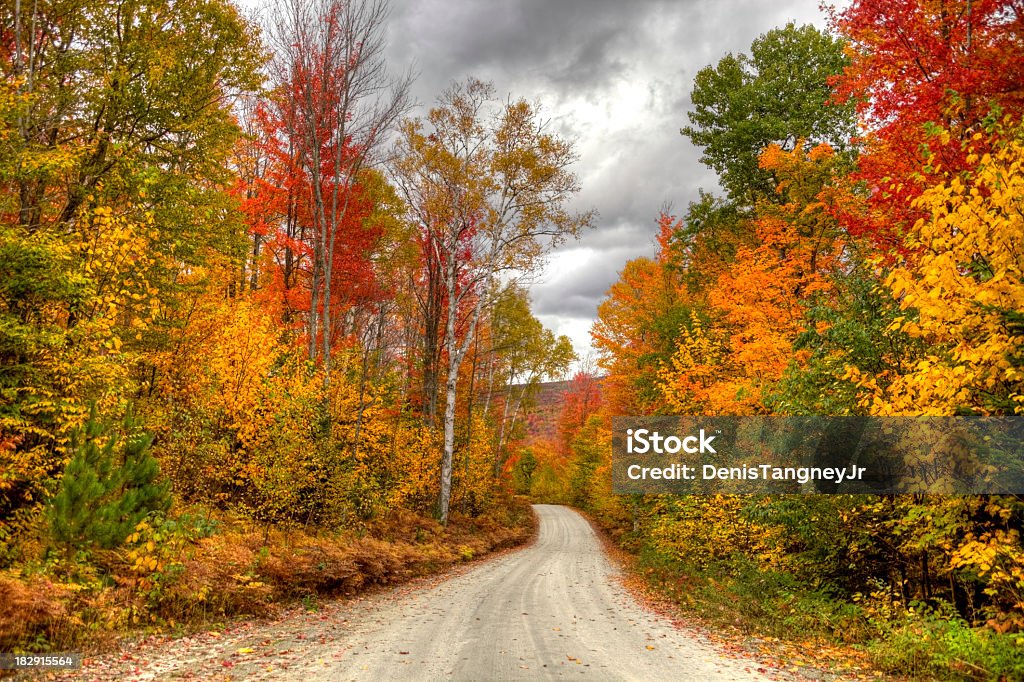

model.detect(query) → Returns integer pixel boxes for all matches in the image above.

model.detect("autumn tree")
[4,0,263,231]
[0,0,262,555]
[592,214,690,413]
[831,0,1024,249]
[489,284,576,474]
[770,248,915,416]
[668,191,748,291]
[556,370,603,456]
[849,119,1024,416]
[649,23,858,414]
[652,144,847,414]
[263,0,412,380]
[393,78,593,523]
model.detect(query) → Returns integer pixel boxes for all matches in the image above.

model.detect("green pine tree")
[49,407,170,551]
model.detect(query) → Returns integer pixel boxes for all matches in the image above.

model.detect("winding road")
[68,505,777,681]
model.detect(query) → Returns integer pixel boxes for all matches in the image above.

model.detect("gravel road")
[302,504,774,682]
[61,505,779,681]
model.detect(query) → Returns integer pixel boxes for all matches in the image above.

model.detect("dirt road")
[66,505,778,681]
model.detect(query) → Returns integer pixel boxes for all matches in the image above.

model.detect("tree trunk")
[420,246,443,425]
[494,377,514,476]
[437,263,487,524]
[439,357,458,524]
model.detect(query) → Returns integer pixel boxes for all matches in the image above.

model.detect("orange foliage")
[658,143,847,414]
[592,215,687,413]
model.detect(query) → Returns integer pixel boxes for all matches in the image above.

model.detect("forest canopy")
[1,1,1022,677]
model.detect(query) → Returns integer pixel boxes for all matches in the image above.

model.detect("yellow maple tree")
[852,119,1024,416]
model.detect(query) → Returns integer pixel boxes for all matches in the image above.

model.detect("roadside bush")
[48,409,170,553]
[867,603,1024,680]
[0,498,537,651]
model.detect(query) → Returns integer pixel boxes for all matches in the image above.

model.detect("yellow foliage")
[858,123,1024,415]
[647,495,784,570]
[450,414,504,515]
[147,280,455,526]
[658,312,730,414]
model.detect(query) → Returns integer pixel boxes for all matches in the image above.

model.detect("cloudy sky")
[381,0,835,362]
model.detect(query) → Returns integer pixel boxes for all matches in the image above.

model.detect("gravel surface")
[51,505,782,681]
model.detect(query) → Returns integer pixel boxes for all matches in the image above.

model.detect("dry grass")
[0,574,72,650]
[0,498,536,653]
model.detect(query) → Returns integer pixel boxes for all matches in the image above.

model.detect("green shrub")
[866,604,1024,680]
[48,407,170,552]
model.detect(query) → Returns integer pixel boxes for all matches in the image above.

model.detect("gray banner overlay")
[612,417,1024,495]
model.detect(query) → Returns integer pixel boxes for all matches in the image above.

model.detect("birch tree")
[393,78,593,523]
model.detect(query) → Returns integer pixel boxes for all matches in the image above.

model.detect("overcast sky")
[379,1,837,364]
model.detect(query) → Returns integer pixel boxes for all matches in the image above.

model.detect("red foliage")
[831,0,1024,250]
[239,80,385,350]
[556,372,603,455]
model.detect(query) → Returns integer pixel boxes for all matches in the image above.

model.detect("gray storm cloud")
[381,0,832,358]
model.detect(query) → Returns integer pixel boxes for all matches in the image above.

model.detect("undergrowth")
[0,497,536,653]
[632,540,1024,681]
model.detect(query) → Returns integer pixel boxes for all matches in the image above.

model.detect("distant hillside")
[514,377,605,441]
[522,380,573,439]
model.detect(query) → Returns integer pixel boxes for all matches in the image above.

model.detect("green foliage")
[511,448,537,495]
[492,284,574,383]
[528,465,570,504]
[670,190,748,280]
[866,603,1024,680]
[638,545,870,640]
[568,416,604,508]
[769,250,919,416]
[48,408,170,551]
[681,23,855,206]
[0,224,85,540]
[7,0,263,226]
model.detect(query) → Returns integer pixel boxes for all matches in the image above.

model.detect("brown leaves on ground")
[0,502,537,653]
